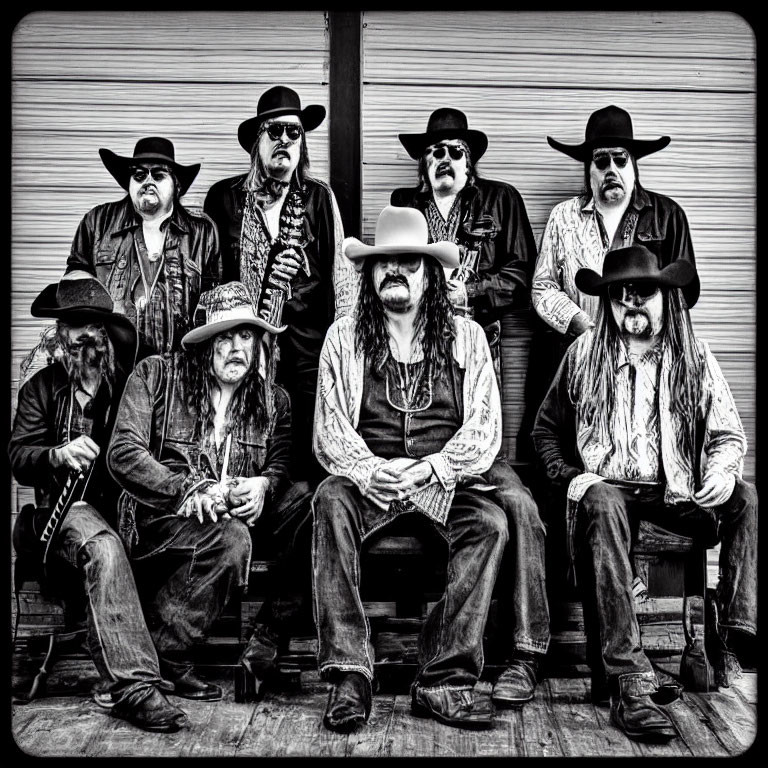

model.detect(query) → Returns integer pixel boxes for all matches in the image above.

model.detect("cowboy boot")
[610,672,677,742]
[704,589,742,688]
[492,652,541,707]
[323,672,372,733]
[411,684,494,730]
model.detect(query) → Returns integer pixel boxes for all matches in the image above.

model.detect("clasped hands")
[365,457,435,511]
[178,476,271,526]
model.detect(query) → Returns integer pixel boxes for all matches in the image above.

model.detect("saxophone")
[261,196,311,329]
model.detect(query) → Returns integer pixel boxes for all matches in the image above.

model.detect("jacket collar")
[111,195,190,236]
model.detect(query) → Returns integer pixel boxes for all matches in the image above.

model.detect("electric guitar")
[40,464,95,565]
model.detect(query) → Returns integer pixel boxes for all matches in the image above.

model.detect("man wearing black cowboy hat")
[66,136,220,358]
[9,271,189,733]
[532,244,756,743]
[527,106,700,422]
[391,107,536,387]
[204,85,360,487]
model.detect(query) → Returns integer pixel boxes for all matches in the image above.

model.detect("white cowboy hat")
[342,206,460,270]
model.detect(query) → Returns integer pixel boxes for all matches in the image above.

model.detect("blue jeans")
[576,478,758,683]
[131,516,252,656]
[312,474,508,689]
[53,502,164,703]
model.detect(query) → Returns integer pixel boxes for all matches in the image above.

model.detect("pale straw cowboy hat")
[181,281,285,348]
[342,206,460,270]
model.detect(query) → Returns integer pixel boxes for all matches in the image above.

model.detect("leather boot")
[323,672,372,732]
[411,685,494,730]
[110,685,189,733]
[239,624,281,698]
[610,672,677,742]
[492,653,540,707]
[160,657,223,702]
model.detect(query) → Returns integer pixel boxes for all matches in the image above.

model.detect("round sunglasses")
[265,122,304,142]
[429,144,466,161]
[592,151,630,171]
[129,166,171,183]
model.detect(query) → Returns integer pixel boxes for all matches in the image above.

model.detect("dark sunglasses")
[265,122,304,142]
[609,281,659,300]
[592,151,630,171]
[130,166,171,183]
[430,144,466,161]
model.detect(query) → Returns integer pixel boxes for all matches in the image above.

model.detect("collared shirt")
[532,185,700,334]
[67,196,221,356]
[313,315,502,526]
[599,345,662,483]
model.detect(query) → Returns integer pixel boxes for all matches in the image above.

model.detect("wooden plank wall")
[360,10,756,472]
[10,10,331,536]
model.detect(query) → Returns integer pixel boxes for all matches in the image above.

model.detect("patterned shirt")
[599,346,662,483]
[532,194,640,334]
[313,315,502,525]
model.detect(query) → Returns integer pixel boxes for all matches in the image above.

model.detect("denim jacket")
[107,353,292,546]
[66,196,221,354]
[390,177,536,328]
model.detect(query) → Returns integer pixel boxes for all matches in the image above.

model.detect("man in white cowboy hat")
[107,281,314,703]
[311,206,549,732]
[527,106,701,427]
[9,271,189,732]
[66,136,220,358]
[391,107,536,387]
[533,244,756,743]
[204,85,360,486]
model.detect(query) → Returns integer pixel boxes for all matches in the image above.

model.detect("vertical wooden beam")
[328,11,362,238]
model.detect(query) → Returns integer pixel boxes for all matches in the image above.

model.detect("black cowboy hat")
[31,271,138,373]
[238,85,326,154]
[398,108,488,162]
[575,244,698,307]
[547,105,670,163]
[99,137,201,196]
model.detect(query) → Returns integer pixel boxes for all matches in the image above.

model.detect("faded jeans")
[312,474,508,690]
[131,515,252,657]
[576,478,758,683]
[53,502,164,703]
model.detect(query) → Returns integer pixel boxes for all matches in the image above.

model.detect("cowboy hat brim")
[99,148,201,197]
[31,284,138,373]
[237,104,326,153]
[546,135,671,162]
[575,259,697,298]
[342,237,460,271]
[181,315,285,348]
[398,128,488,162]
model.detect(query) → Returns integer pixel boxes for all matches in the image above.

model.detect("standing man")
[529,105,700,403]
[66,136,221,358]
[9,271,189,733]
[204,85,360,484]
[107,282,313,701]
[391,107,537,385]
[312,207,549,733]
[533,245,756,742]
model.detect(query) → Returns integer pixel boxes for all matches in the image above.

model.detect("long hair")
[245,123,310,199]
[56,322,117,390]
[569,287,704,461]
[416,139,476,194]
[354,257,456,379]
[180,337,274,441]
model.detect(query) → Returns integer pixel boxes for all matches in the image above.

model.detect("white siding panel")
[362,10,756,470]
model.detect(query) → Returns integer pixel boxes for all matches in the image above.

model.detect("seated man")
[107,281,313,701]
[533,245,756,742]
[312,206,549,733]
[9,271,188,733]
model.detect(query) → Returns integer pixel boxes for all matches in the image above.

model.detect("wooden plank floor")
[11,653,756,758]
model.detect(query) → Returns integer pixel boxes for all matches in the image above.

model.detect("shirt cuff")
[423,453,455,492]
[567,472,605,504]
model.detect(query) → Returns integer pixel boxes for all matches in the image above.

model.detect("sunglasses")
[609,281,660,300]
[592,151,630,171]
[129,166,171,183]
[430,144,466,161]
[265,122,304,142]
